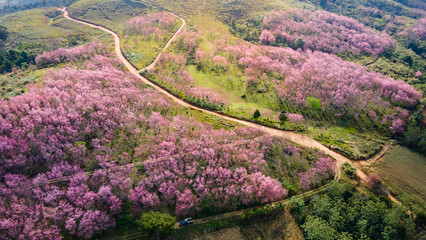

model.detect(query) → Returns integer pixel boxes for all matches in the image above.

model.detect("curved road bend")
[60,8,402,215]
[61,8,353,177]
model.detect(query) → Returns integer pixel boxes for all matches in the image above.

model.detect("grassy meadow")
[142,0,314,22]
[0,7,108,52]
[68,0,151,33]
[375,145,426,212]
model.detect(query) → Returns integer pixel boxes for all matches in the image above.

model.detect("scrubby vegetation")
[142,0,281,22]
[68,0,151,32]
[307,0,423,27]
[0,66,47,98]
[0,8,106,52]
[0,49,35,73]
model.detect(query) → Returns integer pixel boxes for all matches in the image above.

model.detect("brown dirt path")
[59,7,405,237]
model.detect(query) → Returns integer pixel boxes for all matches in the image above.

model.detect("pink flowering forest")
[0,46,335,238]
[0,5,423,239]
[260,9,395,55]
[147,24,421,134]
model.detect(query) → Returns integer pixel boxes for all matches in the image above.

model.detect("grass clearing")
[142,0,314,23]
[68,0,151,34]
[375,145,426,211]
[310,125,387,159]
[0,7,107,52]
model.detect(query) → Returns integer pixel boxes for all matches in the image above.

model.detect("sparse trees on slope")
[261,9,395,56]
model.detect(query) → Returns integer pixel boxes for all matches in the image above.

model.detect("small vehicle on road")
[179,217,194,227]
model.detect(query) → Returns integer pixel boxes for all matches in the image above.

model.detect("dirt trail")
[61,7,354,176]
[140,12,186,72]
[59,7,404,235]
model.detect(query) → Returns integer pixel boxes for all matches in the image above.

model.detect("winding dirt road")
[61,8,356,178]
[59,8,404,236]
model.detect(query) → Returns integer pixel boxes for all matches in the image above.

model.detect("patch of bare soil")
[194,227,245,240]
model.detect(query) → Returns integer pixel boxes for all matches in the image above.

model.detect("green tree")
[136,211,176,240]
[402,55,413,67]
[342,162,357,179]
[339,232,353,240]
[279,110,288,123]
[0,26,8,41]
[415,211,426,229]
[294,37,306,49]
[307,97,322,111]
[302,215,338,240]
[253,109,261,119]
[326,182,353,201]
[289,196,305,213]
[382,226,398,240]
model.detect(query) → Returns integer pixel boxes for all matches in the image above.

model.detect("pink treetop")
[35,41,107,66]
[366,173,382,189]
[123,11,176,40]
[399,18,426,40]
[260,30,276,45]
[286,113,304,124]
[213,55,229,66]
[221,41,422,132]
[390,118,405,134]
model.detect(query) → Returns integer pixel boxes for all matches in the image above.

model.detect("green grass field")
[376,145,426,211]
[142,0,313,23]
[68,0,151,34]
[0,7,108,53]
